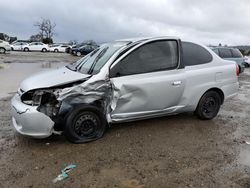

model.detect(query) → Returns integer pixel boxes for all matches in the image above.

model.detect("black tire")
[0,47,6,54]
[54,49,59,53]
[64,105,107,143]
[11,47,14,51]
[42,48,47,52]
[24,47,29,52]
[195,91,221,120]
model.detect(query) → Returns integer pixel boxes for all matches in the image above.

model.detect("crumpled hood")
[20,66,90,92]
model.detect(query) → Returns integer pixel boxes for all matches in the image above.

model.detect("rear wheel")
[54,49,59,52]
[244,62,250,68]
[0,47,6,54]
[42,48,47,52]
[24,47,29,52]
[195,91,221,120]
[64,106,107,143]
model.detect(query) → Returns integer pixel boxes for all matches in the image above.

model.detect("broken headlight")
[21,89,61,117]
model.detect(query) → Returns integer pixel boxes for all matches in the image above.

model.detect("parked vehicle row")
[9,41,72,53]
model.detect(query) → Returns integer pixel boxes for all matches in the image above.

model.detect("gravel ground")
[0,52,250,188]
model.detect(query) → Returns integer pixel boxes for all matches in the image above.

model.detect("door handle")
[172,81,182,86]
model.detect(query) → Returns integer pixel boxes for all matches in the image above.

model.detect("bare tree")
[34,18,56,43]
[30,34,43,42]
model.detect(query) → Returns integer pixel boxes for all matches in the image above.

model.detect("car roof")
[115,36,180,43]
[211,46,238,50]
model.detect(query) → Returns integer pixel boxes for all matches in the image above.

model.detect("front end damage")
[11,77,113,138]
[11,94,55,138]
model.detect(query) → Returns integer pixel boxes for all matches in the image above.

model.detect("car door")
[109,40,186,121]
[36,42,44,51]
[29,43,36,51]
[13,42,20,50]
[60,45,67,52]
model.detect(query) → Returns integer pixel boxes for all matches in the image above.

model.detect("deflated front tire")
[64,105,107,143]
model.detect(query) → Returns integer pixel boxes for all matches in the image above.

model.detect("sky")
[0,0,250,45]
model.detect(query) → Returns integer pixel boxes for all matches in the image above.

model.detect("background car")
[66,43,85,54]
[50,44,71,52]
[0,39,11,54]
[10,42,28,51]
[22,42,50,52]
[71,44,98,56]
[211,47,246,73]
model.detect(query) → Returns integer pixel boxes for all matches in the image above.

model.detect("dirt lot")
[1,52,250,188]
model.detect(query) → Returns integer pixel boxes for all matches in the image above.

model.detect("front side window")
[110,40,178,77]
[219,48,232,58]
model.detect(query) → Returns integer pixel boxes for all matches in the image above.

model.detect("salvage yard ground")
[0,52,250,187]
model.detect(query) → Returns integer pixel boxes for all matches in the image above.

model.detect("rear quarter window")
[182,42,213,66]
[231,49,243,58]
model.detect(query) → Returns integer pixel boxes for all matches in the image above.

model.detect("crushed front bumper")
[11,94,54,138]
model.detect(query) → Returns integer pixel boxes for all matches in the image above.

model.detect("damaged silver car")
[11,37,239,143]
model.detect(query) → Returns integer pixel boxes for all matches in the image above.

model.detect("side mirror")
[109,65,122,78]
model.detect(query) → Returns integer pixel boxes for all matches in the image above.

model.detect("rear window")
[231,49,243,58]
[182,42,213,66]
[218,48,232,58]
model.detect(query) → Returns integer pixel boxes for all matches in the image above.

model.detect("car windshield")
[66,41,129,75]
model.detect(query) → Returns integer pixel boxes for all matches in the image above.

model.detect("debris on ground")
[52,164,77,183]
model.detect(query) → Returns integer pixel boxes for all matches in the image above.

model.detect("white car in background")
[50,44,71,52]
[23,42,50,52]
[10,42,28,51]
[0,39,11,54]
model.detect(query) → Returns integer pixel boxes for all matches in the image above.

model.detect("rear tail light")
[236,64,240,76]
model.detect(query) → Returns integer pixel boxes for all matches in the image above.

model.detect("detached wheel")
[76,51,81,56]
[64,106,107,143]
[195,91,221,120]
[0,47,6,54]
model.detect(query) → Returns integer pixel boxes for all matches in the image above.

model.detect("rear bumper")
[11,94,54,138]
[223,82,239,101]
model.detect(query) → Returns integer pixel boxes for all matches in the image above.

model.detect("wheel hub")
[74,114,97,137]
[202,97,216,114]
